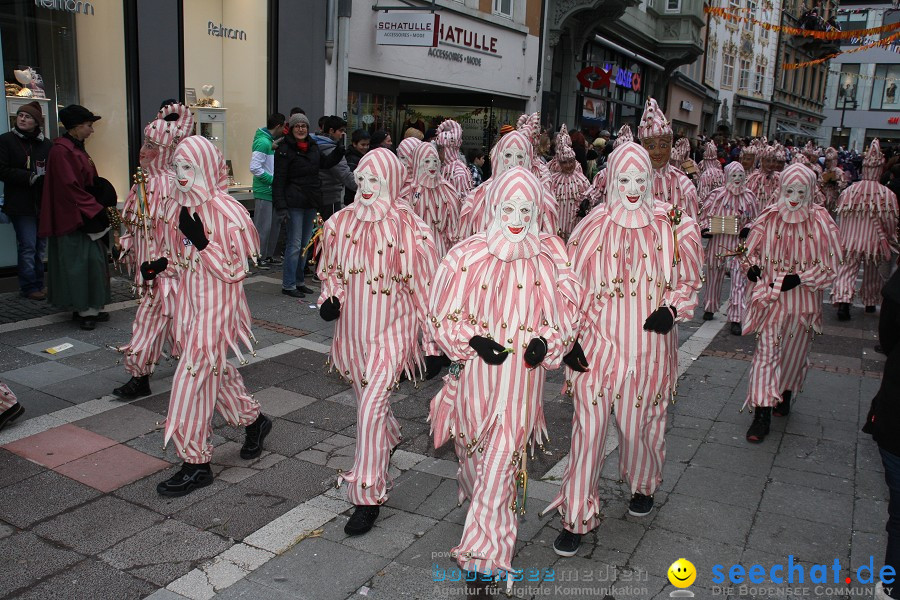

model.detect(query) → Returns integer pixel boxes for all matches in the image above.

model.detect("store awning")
[776,122,805,136]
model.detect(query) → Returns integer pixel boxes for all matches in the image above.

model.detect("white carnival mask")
[781,181,809,211]
[418,154,440,183]
[728,168,746,187]
[492,189,537,243]
[498,147,530,174]
[611,166,650,212]
[355,167,387,207]
[174,157,199,193]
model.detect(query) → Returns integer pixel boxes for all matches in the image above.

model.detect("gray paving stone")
[783,411,862,442]
[212,578,299,599]
[745,510,850,565]
[175,483,295,541]
[322,515,419,559]
[113,465,231,515]
[237,360,303,393]
[3,386,73,421]
[673,465,767,510]
[759,480,855,526]
[0,532,83,597]
[15,557,156,600]
[279,371,351,400]
[282,399,357,432]
[35,370,128,403]
[690,441,776,477]
[769,465,853,496]
[395,521,465,570]
[0,470,101,528]
[144,590,192,600]
[854,497,889,534]
[124,433,183,464]
[856,467,887,500]
[248,537,390,600]
[269,347,331,372]
[385,470,445,513]
[33,495,162,554]
[774,433,857,479]
[0,448,46,489]
[705,418,784,452]
[239,457,336,503]
[100,519,232,587]
[132,390,173,415]
[73,404,162,442]
[17,336,100,361]
[631,526,743,586]
[850,530,886,573]
[654,492,755,545]
[417,477,464,520]
[252,386,316,417]
[2,360,87,389]
[223,418,331,458]
[0,521,14,541]
[377,509,438,535]
[361,560,443,599]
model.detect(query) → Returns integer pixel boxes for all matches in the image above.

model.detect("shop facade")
[346,3,540,153]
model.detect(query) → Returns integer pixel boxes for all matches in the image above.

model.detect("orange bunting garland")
[704,6,900,40]
[782,31,900,69]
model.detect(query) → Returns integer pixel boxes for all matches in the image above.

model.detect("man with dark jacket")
[273,113,344,298]
[313,116,357,220]
[344,129,369,205]
[864,267,900,600]
[0,101,52,300]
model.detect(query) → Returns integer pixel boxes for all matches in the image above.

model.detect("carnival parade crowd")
[1,95,899,600]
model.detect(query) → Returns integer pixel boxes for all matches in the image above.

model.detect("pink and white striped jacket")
[651,163,699,220]
[699,163,760,268]
[399,143,460,257]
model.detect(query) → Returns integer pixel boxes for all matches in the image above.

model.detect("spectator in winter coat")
[314,116,357,220]
[344,129,369,205]
[249,112,286,269]
[273,113,344,298]
[0,101,52,300]
[863,268,900,600]
[467,148,485,187]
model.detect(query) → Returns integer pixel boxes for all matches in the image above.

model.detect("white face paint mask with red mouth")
[612,166,651,212]
[498,147,530,175]
[781,182,809,212]
[417,155,440,185]
[354,167,387,207]
[173,157,198,193]
[489,190,537,244]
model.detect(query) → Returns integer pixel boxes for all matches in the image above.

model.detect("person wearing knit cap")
[819,147,846,214]
[427,167,580,593]
[638,98,699,220]
[436,118,472,200]
[399,141,459,256]
[113,102,194,400]
[698,141,725,205]
[498,124,515,136]
[39,104,112,330]
[545,142,703,556]
[0,100,52,300]
[148,136,272,496]
[579,124,635,214]
[832,139,899,321]
[317,148,441,536]
[549,124,591,239]
[748,144,784,211]
[457,130,559,241]
[741,164,842,441]
[699,162,760,332]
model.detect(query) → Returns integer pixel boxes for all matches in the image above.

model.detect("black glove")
[140,257,168,281]
[424,354,448,380]
[87,176,118,208]
[643,306,676,334]
[739,227,750,239]
[700,228,713,239]
[179,206,209,251]
[577,198,592,219]
[81,208,110,234]
[523,337,548,368]
[468,335,509,365]
[747,265,762,283]
[770,273,801,291]
[562,340,590,372]
[319,297,341,321]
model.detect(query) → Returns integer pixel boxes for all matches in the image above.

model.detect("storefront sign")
[438,22,499,55]
[889,116,899,124]
[34,0,93,15]
[208,21,247,41]
[376,13,439,47]
[576,65,641,92]
[427,47,482,67]
[681,100,694,112]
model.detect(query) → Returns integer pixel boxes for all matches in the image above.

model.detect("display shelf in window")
[6,96,52,134]
[191,106,227,162]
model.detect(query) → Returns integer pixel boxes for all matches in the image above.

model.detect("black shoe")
[702,311,715,321]
[553,529,582,557]
[79,316,97,331]
[730,322,742,336]
[837,303,851,321]
[156,462,214,497]
[297,285,315,295]
[773,391,792,417]
[865,305,877,313]
[256,260,271,271]
[746,407,772,443]
[0,403,25,432]
[875,345,886,355]
[269,256,284,266]
[464,573,495,599]
[344,505,380,536]
[282,288,306,298]
[628,492,654,517]
[72,311,109,322]
[112,375,151,400]
[240,414,272,459]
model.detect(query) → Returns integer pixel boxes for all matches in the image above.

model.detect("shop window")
[182,0,268,192]
[2,0,129,197]
[738,59,750,91]
[347,91,396,137]
[871,64,900,110]
[834,12,868,46]
[493,0,513,18]
[744,0,756,29]
[722,53,735,89]
[836,64,860,108]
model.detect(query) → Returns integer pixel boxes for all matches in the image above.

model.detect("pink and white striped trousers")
[120,281,177,377]
[0,382,17,411]
[746,313,815,408]
[832,259,886,307]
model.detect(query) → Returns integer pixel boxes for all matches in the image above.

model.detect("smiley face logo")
[668,558,696,588]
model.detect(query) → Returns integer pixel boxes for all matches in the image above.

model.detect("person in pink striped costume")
[699,162,760,334]
[832,139,899,322]
[580,124,634,214]
[517,112,551,182]
[0,381,24,432]
[697,141,725,207]
[427,166,580,592]
[544,142,703,558]
[549,124,590,240]
[638,98,699,220]
[819,147,846,214]
[436,119,473,200]
[316,148,441,536]
[747,143,784,211]
[114,102,193,400]
[742,163,842,442]
[396,137,422,191]
[399,142,460,257]
[149,136,272,497]
[457,130,559,241]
